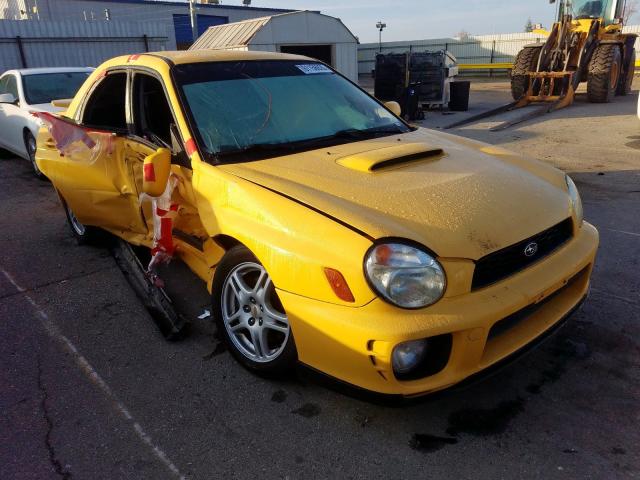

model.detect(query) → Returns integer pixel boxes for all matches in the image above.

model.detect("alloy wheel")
[67,207,86,236]
[221,262,290,363]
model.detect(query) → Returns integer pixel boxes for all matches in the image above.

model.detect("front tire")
[616,48,635,96]
[212,245,297,375]
[24,131,44,178]
[587,44,622,103]
[511,46,542,101]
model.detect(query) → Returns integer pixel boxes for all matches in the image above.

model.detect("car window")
[82,72,127,130]
[1,75,19,101]
[22,72,90,105]
[174,61,408,162]
[132,73,173,147]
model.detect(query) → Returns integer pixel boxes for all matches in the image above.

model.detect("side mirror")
[384,101,402,117]
[0,93,17,105]
[143,147,171,197]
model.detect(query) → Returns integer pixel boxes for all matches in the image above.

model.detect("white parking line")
[607,228,640,238]
[1,268,187,480]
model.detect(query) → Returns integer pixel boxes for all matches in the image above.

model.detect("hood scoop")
[336,142,443,173]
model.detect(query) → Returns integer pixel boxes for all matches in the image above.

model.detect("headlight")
[566,175,583,226]
[364,242,446,309]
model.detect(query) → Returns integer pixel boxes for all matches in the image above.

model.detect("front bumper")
[279,222,599,396]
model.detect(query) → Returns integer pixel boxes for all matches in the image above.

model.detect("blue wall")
[173,14,228,49]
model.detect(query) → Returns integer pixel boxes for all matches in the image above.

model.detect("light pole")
[376,21,386,53]
[189,0,198,44]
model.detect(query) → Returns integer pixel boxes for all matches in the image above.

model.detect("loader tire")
[616,49,635,96]
[511,46,542,101]
[587,44,622,103]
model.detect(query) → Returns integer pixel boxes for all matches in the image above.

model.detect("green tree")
[524,17,534,33]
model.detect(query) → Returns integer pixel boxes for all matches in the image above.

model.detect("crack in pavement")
[37,354,72,480]
[2,267,187,479]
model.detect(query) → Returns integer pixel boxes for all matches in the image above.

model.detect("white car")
[0,67,93,176]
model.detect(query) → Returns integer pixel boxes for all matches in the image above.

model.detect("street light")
[376,21,386,53]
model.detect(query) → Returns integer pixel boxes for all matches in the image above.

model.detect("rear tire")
[59,193,105,245]
[616,49,635,96]
[511,46,542,101]
[587,44,622,103]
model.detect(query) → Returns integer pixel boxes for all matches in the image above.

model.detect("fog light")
[392,339,428,375]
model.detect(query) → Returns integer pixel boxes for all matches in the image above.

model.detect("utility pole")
[376,21,386,53]
[189,0,198,43]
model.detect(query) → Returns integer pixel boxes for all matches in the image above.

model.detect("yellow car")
[36,50,598,397]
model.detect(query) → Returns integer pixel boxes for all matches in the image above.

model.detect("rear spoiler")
[51,98,72,109]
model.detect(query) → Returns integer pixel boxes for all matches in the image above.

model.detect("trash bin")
[402,84,424,121]
[449,81,470,111]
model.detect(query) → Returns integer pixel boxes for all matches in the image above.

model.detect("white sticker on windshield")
[295,64,333,75]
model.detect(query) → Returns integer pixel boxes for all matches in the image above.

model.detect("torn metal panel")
[32,111,115,163]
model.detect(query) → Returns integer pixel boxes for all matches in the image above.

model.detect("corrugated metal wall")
[0,1,296,52]
[358,26,640,75]
[0,19,169,72]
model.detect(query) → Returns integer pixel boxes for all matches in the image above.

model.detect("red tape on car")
[185,138,197,157]
[143,163,156,182]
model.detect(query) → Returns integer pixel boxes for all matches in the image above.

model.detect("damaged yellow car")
[36,51,598,397]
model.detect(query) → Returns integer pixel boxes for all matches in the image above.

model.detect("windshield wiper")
[333,125,407,138]
[212,125,409,161]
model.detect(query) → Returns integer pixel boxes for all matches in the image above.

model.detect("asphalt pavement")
[1,83,639,479]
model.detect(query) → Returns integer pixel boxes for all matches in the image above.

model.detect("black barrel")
[449,81,471,111]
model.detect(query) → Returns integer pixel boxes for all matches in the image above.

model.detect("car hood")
[218,128,571,260]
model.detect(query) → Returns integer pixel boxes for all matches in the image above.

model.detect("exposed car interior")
[133,73,173,147]
[82,73,127,130]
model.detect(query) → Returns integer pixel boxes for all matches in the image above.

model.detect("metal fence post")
[16,36,27,68]
[489,40,496,78]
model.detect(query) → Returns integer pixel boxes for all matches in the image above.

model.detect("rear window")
[22,72,91,105]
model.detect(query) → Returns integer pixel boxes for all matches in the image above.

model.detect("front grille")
[472,218,573,290]
[487,265,587,341]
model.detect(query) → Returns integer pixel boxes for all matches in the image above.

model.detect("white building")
[190,11,359,81]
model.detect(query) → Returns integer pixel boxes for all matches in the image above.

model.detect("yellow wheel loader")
[447,0,636,131]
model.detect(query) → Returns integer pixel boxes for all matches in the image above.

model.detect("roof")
[148,49,311,64]
[78,0,293,13]
[190,11,357,50]
[4,67,95,76]
[190,15,271,50]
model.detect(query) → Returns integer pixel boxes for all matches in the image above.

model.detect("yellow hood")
[218,128,571,260]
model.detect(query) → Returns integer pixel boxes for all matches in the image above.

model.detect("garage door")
[174,14,228,50]
[280,45,333,66]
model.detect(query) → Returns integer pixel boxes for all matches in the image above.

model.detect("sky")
[215,1,562,43]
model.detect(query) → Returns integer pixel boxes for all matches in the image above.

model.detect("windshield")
[563,0,616,21]
[22,72,91,105]
[174,60,409,162]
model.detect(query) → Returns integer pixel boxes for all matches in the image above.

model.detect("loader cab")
[558,0,622,24]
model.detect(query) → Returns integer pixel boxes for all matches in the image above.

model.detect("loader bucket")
[516,71,576,108]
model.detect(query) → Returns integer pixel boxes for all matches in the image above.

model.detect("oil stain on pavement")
[446,397,525,437]
[291,403,321,418]
[409,434,458,453]
[271,390,287,403]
